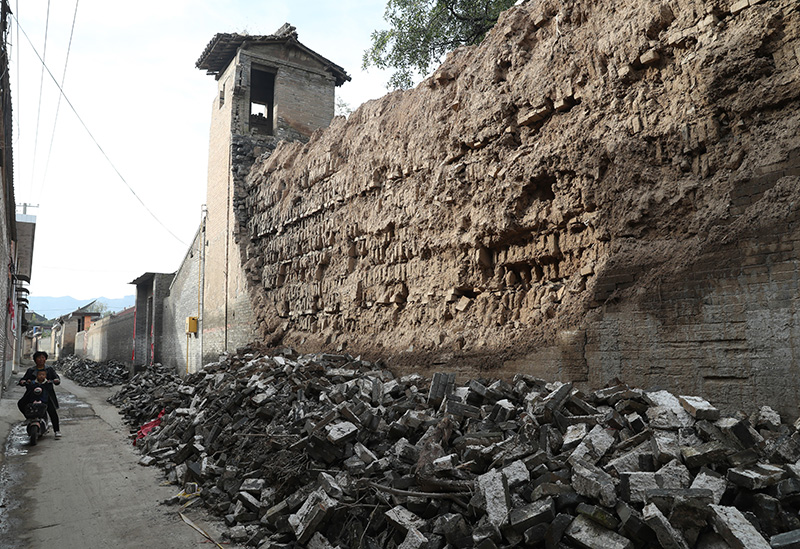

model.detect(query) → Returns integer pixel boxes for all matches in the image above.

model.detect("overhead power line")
[40,0,79,195]
[30,0,51,196]
[12,13,188,248]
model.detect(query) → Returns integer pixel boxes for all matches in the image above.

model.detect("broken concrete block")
[690,468,728,504]
[606,441,652,475]
[727,462,786,490]
[428,372,456,407]
[318,472,343,499]
[476,469,510,528]
[306,532,336,549]
[566,514,634,549]
[709,504,771,549]
[398,527,428,549]
[288,489,337,544]
[646,391,694,427]
[652,430,682,463]
[508,496,555,533]
[771,529,800,549]
[752,406,782,431]
[643,502,691,549]
[681,441,731,469]
[656,459,693,489]
[716,417,764,449]
[326,421,358,445]
[572,458,617,507]
[622,471,659,503]
[563,423,589,451]
[433,513,472,546]
[445,400,481,419]
[576,502,619,530]
[570,424,616,464]
[385,505,426,534]
[238,491,261,512]
[768,477,800,501]
[502,459,530,488]
[679,395,720,421]
[616,501,656,545]
[240,478,265,494]
[354,441,377,464]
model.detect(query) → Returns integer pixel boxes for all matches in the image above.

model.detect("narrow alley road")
[0,376,231,549]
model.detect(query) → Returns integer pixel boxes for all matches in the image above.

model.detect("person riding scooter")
[18,368,50,445]
[19,351,61,439]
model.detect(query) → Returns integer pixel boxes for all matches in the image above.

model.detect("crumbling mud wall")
[238,0,800,416]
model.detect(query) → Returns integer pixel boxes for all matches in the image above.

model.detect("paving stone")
[565,514,633,549]
[508,497,555,533]
[572,458,617,507]
[771,529,800,549]
[385,505,426,533]
[690,468,728,504]
[398,527,428,549]
[643,502,691,549]
[288,489,337,544]
[475,469,510,528]
[679,395,720,421]
[681,440,732,469]
[727,463,786,490]
[709,504,771,549]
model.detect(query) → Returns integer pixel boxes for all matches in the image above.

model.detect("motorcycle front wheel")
[28,424,39,446]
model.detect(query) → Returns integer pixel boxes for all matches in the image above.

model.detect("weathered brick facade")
[196,27,348,365]
[131,273,174,370]
[235,0,800,416]
[161,227,203,374]
[77,308,134,364]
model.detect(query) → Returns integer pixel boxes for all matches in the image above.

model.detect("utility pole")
[17,202,39,215]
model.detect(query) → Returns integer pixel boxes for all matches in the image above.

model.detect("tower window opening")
[249,67,276,135]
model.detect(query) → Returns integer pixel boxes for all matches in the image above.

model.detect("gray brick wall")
[200,41,339,364]
[162,228,203,374]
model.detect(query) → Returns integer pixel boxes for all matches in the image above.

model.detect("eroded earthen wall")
[238,0,800,415]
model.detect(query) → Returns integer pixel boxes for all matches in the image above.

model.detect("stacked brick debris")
[110,348,800,548]
[57,355,130,387]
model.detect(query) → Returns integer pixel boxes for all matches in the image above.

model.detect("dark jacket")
[20,366,60,408]
[20,381,50,405]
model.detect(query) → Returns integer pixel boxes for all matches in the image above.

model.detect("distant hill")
[26,295,136,320]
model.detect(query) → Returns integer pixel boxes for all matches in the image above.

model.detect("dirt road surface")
[0,375,235,549]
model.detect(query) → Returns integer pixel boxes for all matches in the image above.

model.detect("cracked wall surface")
[237,0,800,415]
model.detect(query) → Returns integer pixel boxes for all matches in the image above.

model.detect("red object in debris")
[134,409,166,446]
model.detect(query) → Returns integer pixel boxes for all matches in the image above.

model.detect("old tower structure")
[196,24,349,364]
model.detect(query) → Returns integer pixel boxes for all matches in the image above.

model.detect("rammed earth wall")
[236,0,800,416]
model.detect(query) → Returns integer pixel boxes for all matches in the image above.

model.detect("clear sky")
[11,0,392,300]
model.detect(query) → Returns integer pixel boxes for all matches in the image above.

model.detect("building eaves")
[196,29,350,86]
[130,272,157,286]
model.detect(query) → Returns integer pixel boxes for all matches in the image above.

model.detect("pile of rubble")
[57,355,130,387]
[109,348,800,548]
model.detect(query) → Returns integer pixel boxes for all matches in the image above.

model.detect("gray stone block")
[565,514,633,549]
[709,504,770,549]
[643,503,690,549]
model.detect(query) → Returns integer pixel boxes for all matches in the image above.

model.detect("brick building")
[0,0,25,394]
[194,24,349,366]
[50,301,102,359]
[130,272,174,370]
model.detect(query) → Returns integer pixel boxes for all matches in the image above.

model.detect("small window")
[249,67,276,135]
[219,83,226,108]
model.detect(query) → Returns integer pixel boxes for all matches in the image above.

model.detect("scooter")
[23,390,49,446]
